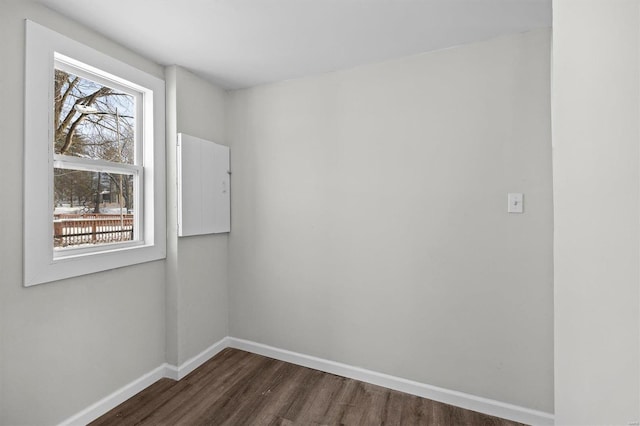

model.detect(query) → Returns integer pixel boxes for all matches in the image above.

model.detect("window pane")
[54,69,135,164]
[54,168,135,248]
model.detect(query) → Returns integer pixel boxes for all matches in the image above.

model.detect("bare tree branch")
[54,74,79,135]
[59,86,112,154]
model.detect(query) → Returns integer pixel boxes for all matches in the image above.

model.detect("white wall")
[165,65,229,366]
[227,29,553,412]
[553,0,640,424]
[0,2,166,424]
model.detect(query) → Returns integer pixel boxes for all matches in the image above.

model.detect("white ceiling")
[37,0,551,90]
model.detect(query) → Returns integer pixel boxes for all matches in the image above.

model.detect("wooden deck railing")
[53,214,134,247]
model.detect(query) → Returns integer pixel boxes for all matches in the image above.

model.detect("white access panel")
[177,133,230,236]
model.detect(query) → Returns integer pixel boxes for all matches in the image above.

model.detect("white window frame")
[53,56,145,256]
[24,20,166,286]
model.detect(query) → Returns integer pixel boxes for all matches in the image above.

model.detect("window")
[24,20,166,286]
[53,58,141,250]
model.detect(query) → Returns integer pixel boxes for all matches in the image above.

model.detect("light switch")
[508,193,524,213]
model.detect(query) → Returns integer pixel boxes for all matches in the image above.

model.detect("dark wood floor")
[90,348,525,426]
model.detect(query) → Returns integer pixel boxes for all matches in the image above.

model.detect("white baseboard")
[227,337,554,426]
[172,336,230,380]
[59,336,554,426]
[57,363,170,426]
[57,337,229,426]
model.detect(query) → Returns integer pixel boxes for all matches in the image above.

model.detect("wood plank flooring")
[90,348,526,426]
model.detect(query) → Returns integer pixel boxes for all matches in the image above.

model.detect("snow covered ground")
[54,205,127,215]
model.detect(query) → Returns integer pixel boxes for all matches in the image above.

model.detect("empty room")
[0,0,638,425]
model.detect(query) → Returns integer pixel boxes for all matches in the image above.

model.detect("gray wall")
[165,65,229,366]
[227,29,553,412]
[0,2,166,424]
[553,0,640,423]
[0,3,229,424]
[0,2,557,422]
